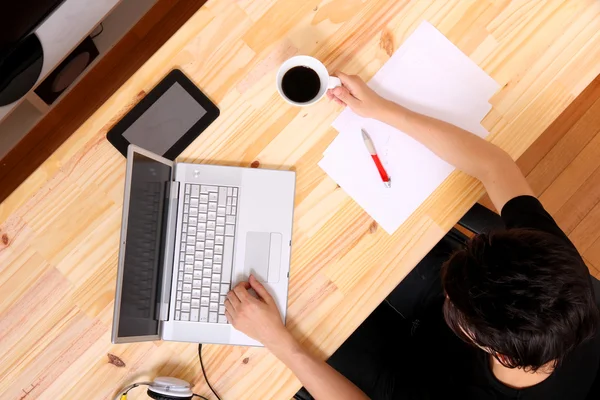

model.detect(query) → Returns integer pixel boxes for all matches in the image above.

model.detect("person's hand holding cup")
[325,72,392,120]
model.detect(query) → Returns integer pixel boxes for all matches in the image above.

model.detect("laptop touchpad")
[244,232,282,283]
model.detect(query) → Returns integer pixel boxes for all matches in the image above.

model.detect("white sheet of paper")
[320,124,463,233]
[331,29,496,132]
[369,21,499,105]
[321,21,498,233]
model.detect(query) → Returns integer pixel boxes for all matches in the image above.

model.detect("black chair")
[295,204,600,400]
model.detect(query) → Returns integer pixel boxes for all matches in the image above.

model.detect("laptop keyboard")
[174,184,239,323]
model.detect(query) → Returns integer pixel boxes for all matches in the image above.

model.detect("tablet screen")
[122,82,207,155]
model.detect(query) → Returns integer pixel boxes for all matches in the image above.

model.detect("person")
[223,72,600,399]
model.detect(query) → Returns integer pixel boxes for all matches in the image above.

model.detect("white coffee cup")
[276,55,342,106]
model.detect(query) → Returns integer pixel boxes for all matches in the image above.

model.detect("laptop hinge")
[158,180,180,321]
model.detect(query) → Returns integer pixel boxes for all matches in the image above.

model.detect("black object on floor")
[0,33,43,106]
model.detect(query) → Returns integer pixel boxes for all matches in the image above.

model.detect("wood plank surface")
[2,1,600,399]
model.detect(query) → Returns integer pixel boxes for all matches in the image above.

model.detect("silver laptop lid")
[111,145,175,344]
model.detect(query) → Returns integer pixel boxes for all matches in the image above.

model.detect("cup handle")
[328,76,342,89]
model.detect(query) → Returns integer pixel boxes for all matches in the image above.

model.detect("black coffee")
[281,66,321,103]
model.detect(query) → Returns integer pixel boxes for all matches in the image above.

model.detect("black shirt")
[429,196,600,399]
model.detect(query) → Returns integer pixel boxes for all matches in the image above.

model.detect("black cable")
[198,343,222,400]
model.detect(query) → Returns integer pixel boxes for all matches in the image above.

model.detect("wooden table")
[2,1,600,398]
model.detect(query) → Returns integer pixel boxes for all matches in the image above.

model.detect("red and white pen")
[361,129,392,188]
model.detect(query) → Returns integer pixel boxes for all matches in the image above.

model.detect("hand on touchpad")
[244,232,282,283]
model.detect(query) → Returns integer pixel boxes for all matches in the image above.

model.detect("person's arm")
[268,332,369,400]
[327,72,533,211]
[225,276,369,400]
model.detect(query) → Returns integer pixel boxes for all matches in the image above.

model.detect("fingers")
[327,89,346,106]
[233,281,251,301]
[226,293,240,311]
[249,275,274,304]
[225,309,234,324]
[224,299,234,314]
[336,72,361,92]
[331,86,358,108]
[227,281,258,312]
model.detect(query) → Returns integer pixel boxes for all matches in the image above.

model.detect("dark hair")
[442,228,599,371]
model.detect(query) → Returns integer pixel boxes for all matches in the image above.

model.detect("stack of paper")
[319,21,499,234]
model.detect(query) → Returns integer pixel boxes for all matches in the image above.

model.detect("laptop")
[111,145,295,345]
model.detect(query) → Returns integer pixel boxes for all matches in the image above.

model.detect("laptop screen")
[117,152,171,339]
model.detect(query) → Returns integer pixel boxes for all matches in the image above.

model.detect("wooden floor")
[0,0,208,203]
[480,73,600,279]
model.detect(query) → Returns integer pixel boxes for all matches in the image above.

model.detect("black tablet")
[106,69,219,159]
